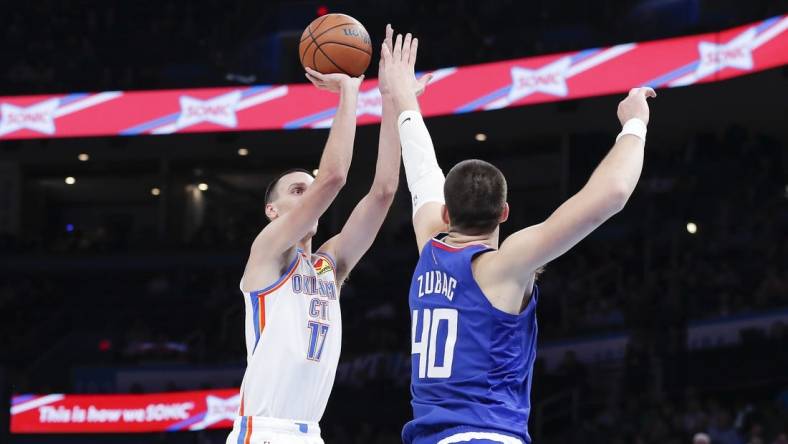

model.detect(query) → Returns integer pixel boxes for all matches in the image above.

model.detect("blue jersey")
[402,236,539,444]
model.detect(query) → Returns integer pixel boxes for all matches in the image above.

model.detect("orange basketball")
[299,13,372,77]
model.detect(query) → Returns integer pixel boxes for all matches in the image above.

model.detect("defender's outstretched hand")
[305,66,364,93]
[617,87,656,125]
[380,31,423,112]
[378,25,432,98]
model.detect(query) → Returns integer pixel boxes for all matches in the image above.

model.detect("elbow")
[371,182,398,202]
[607,184,632,214]
[321,171,347,192]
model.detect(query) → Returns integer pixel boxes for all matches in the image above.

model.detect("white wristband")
[616,118,647,143]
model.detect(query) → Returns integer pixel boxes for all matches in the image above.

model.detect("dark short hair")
[264,168,313,205]
[444,159,507,235]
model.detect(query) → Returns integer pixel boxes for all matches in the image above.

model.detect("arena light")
[237,147,249,156]
[198,183,209,191]
[78,153,89,162]
[65,176,76,185]
[151,187,161,196]
[475,133,487,142]
[686,222,698,234]
[312,169,319,176]
[98,339,112,352]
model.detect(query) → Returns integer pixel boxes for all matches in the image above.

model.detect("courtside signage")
[10,389,239,434]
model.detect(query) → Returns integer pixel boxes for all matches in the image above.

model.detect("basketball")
[299,13,372,77]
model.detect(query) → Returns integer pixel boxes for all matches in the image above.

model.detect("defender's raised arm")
[381,32,446,252]
[491,87,657,286]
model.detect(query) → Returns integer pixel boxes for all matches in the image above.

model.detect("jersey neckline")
[431,236,493,252]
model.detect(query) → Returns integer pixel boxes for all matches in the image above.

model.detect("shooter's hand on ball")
[305,67,364,93]
[378,25,432,99]
[617,87,656,126]
[380,32,424,113]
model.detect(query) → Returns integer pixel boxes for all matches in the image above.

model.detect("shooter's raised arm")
[243,72,362,290]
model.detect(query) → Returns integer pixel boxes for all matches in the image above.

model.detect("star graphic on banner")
[312,87,383,128]
[0,98,60,135]
[695,28,756,79]
[188,394,240,430]
[310,68,457,128]
[176,91,242,130]
[506,56,572,103]
[356,87,383,117]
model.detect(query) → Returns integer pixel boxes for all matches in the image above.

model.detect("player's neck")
[444,228,499,249]
[296,236,313,256]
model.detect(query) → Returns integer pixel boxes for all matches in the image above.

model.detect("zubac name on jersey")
[416,270,458,300]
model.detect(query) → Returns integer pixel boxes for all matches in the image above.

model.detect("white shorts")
[437,431,523,444]
[226,416,324,444]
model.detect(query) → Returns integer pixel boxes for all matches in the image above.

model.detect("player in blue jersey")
[379,33,656,444]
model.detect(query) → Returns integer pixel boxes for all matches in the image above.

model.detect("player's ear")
[441,204,450,225]
[265,203,278,221]
[499,202,509,224]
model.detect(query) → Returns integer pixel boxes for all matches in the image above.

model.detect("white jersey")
[236,249,342,422]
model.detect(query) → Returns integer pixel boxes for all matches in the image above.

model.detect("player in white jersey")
[226,25,432,444]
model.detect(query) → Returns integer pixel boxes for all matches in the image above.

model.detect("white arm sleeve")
[397,110,445,217]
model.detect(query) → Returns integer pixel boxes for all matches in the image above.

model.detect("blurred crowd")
[5,127,783,348]
[2,126,786,366]
[569,393,788,444]
[2,124,787,442]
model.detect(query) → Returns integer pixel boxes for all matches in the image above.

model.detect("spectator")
[684,397,710,433]
[708,411,745,444]
[694,433,711,444]
[555,350,588,391]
